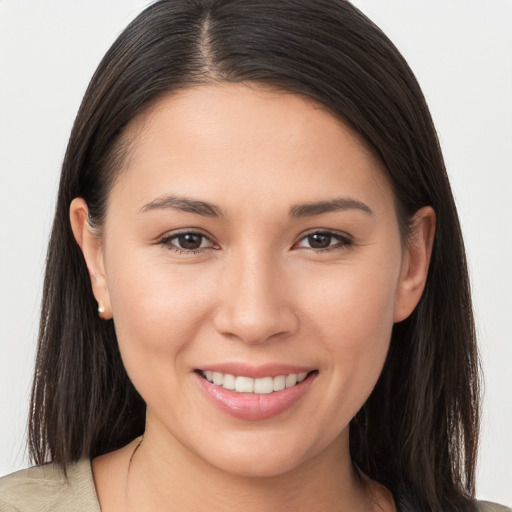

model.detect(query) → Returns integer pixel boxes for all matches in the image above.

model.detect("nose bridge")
[213,246,298,343]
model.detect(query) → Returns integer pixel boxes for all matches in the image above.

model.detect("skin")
[70,84,435,511]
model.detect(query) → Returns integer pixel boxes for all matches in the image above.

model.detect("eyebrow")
[139,195,224,217]
[289,198,373,217]
[139,194,373,218]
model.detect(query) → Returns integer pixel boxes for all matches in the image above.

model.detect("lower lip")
[196,372,317,421]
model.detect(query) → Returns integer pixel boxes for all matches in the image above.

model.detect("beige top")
[0,460,510,512]
[0,460,100,512]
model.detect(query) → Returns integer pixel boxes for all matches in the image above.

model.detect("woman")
[0,1,508,511]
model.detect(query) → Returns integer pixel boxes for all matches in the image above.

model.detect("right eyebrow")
[138,194,224,217]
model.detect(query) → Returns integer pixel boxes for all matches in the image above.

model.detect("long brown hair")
[29,1,480,510]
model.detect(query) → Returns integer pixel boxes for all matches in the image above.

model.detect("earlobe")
[69,198,112,319]
[393,206,436,323]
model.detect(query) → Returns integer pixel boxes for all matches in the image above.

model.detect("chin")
[207,450,306,479]
[189,427,338,479]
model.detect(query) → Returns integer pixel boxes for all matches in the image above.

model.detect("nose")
[212,251,299,344]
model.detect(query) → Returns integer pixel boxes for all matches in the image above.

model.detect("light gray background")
[1,0,511,505]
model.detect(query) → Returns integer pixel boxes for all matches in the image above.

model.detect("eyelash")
[293,230,353,252]
[157,230,353,254]
[158,230,218,254]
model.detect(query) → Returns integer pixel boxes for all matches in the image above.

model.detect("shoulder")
[476,501,512,512]
[0,460,100,512]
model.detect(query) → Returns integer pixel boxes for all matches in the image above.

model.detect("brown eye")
[307,233,332,249]
[295,231,352,252]
[176,233,204,250]
[160,231,216,252]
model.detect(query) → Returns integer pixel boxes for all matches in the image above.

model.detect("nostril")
[212,303,299,345]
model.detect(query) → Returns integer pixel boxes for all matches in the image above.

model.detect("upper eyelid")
[158,228,214,241]
[293,229,354,251]
[157,228,353,248]
[157,230,218,253]
[296,228,353,241]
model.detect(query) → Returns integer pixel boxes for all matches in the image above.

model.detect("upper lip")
[196,363,316,379]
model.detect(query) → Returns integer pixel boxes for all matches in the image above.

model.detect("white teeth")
[202,371,311,394]
[235,376,254,393]
[254,377,274,394]
[285,374,297,388]
[273,375,286,391]
[222,373,236,390]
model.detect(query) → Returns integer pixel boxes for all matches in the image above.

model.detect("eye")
[295,231,352,251]
[159,231,217,253]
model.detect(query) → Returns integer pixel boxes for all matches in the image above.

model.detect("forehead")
[110,83,393,216]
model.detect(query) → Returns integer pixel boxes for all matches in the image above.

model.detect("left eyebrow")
[289,198,374,217]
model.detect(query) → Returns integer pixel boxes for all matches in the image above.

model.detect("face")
[73,84,432,478]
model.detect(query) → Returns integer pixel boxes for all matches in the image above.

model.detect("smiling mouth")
[198,370,317,395]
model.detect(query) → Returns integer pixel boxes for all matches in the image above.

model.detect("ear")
[69,198,112,319]
[393,206,436,323]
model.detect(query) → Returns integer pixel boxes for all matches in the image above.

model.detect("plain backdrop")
[1,0,511,505]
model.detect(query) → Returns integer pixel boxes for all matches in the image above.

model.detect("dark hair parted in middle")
[30,1,479,511]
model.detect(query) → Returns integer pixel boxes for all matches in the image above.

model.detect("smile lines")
[201,370,310,394]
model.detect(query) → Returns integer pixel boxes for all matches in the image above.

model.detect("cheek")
[300,254,399,342]
[105,248,216,384]
[299,257,399,410]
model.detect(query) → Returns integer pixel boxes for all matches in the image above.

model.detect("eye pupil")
[308,233,331,249]
[178,233,202,250]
